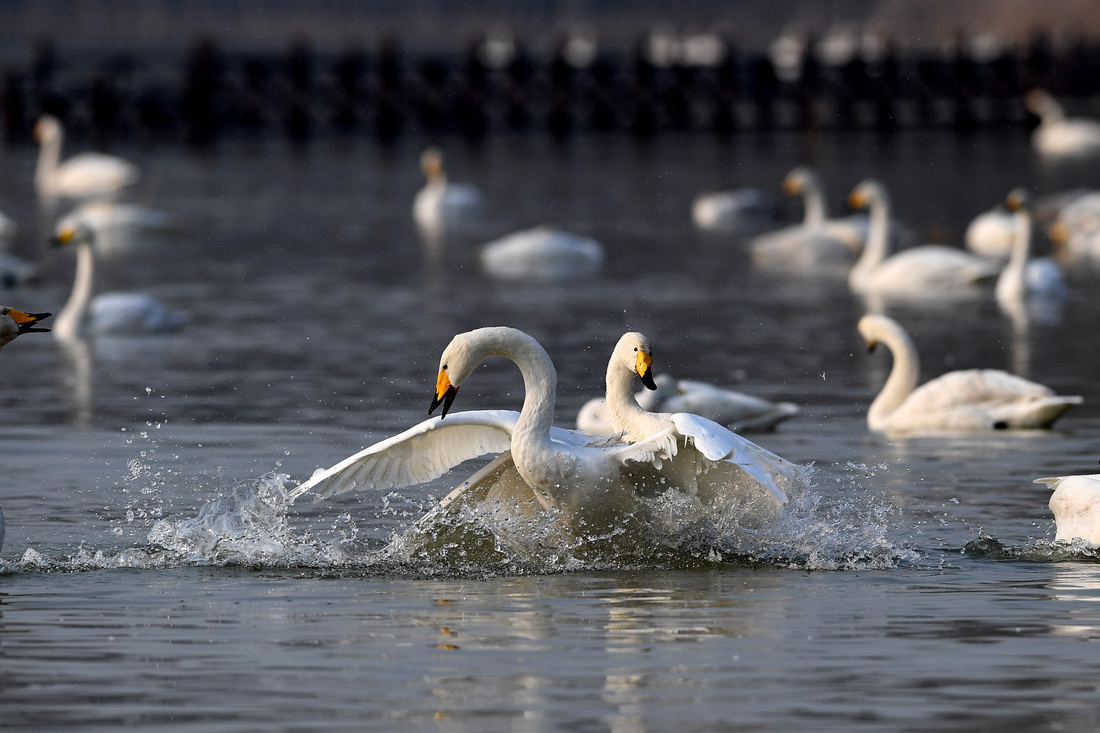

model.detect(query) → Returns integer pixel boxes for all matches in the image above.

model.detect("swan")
[34,116,140,200]
[578,373,799,434]
[1049,192,1100,265]
[691,186,779,232]
[749,167,862,271]
[858,314,1082,434]
[1025,90,1100,159]
[995,189,1068,309]
[291,326,685,531]
[52,223,189,340]
[0,306,51,349]
[847,180,1001,296]
[964,206,1016,258]
[1036,474,1100,546]
[595,331,801,505]
[412,148,486,233]
[480,226,603,281]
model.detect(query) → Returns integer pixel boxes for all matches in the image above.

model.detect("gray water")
[2,129,1100,731]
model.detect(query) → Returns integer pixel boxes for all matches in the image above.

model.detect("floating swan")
[578,373,799,434]
[1036,474,1100,546]
[847,180,1001,297]
[858,314,1082,434]
[750,167,862,271]
[480,226,603,281]
[691,186,779,233]
[594,331,801,506]
[1025,90,1100,159]
[412,148,486,233]
[995,189,1068,309]
[52,223,189,340]
[292,326,683,531]
[0,306,51,349]
[1050,191,1100,266]
[34,116,140,200]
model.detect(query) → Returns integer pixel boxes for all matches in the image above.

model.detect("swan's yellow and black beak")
[636,349,657,390]
[430,368,459,418]
[848,190,867,210]
[782,175,802,197]
[11,308,51,334]
[866,338,878,353]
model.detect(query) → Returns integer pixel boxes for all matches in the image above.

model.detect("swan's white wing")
[669,412,800,503]
[292,410,522,502]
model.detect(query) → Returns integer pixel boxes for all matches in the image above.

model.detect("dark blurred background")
[2,0,1099,145]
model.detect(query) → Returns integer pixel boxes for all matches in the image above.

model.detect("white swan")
[1025,90,1100,159]
[52,223,189,340]
[964,206,1016,258]
[0,306,51,349]
[847,180,1001,296]
[1036,474,1100,546]
[858,314,1082,434]
[34,116,140,200]
[595,332,801,505]
[1050,192,1100,266]
[291,326,684,531]
[692,186,779,233]
[995,189,1068,309]
[412,148,486,233]
[480,226,603,281]
[750,167,862,271]
[578,373,799,434]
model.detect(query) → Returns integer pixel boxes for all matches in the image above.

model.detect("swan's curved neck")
[54,242,94,340]
[996,209,1031,303]
[605,358,651,438]
[36,131,61,194]
[849,190,891,289]
[801,178,826,227]
[477,331,557,447]
[868,322,920,429]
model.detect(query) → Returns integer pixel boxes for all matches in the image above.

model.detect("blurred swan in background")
[292,327,682,532]
[692,185,779,233]
[995,189,1067,310]
[966,189,1091,258]
[1025,90,1100,159]
[413,148,486,234]
[52,223,188,340]
[34,116,141,201]
[1036,474,1100,546]
[847,180,1000,297]
[858,314,1081,434]
[480,226,603,281]
[750,166,862,271]
[1050,191,1100,266]
[578,373,798,434]
[0,306,51,350]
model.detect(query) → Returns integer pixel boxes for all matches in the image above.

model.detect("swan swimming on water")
[0,306,51,349]
[480,227,604,281]
[412,148,486,234]
[858,314,1082,434]
[1025,90,1100,160]
[1036,473,1100,546]
[52,223,188,340]
[34,116,140,201]
[995,189,1068,310]
[847,180,1001,297]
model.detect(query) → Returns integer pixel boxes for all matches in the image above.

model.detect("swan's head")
[782,166,816,197]
[613,332,657,390]
[420,148,445,182]
[1005,188,1031,213]
[848,180,885,211]
[0,306,52,347]
[53,222,95,249]
[429,326,536,418]
[33,115,61,144]
[857,313,901,353]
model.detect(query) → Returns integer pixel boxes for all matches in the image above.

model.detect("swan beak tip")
[430,370,458,418]
[636,351,656,390]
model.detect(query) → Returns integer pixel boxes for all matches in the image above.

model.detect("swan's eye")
[442,365,448,371]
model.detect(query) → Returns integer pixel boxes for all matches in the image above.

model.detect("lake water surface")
[2,128,1100,730]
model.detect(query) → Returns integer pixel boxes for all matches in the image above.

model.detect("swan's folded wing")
[670,413,802,503]
[291,410,521,502]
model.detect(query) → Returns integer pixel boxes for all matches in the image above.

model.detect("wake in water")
[1,460,918,575]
